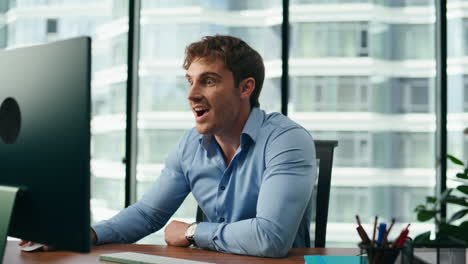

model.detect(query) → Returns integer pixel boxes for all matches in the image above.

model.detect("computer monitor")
[0,37,91,254]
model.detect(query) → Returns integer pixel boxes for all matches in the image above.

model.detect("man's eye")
[205,78,215,85]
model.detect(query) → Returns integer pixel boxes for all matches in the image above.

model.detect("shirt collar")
[198,107,263,149]
[240,107,262,144]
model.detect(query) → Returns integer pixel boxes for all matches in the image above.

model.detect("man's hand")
[164,220,190,247]
[18,240,55,251]
[19,228,97,251]
[91,228,97,245]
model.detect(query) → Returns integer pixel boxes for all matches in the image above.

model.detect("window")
[401,78,431,113]
[337,77,369,111]
[312,131,371,167]
[292,0,370,4]
[359,23,369,57]
[291,76,369,112]
[328,187,369,223]
[0,1,130,224]
[404,24,434,60]
[372,23,434,60]
[463,19,468,56]
[136,1,283,245]
[375,0,431,7]
[46,19,57,34]
[464,80,468,112]
[448,11,468,184]
[138,129,186,164]
[0,24,5,49]
[402,132,433,168]
[291,1,435,246]
[291,77,326,112]
[292,22,369,58]
[334,132,371,167]
[464,137,468,163]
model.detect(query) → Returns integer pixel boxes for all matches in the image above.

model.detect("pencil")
[371,216,378,245]
[356,215,362,226]
[381,218,395,246]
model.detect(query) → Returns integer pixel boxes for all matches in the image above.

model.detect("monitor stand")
[0,186,22,264]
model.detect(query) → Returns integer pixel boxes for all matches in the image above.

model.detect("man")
[22,35,316,257]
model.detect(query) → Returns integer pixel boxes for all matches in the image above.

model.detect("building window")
[359,23,368,57]
[139,76,188,112]
[46,19,58,34]
[92,132,125,162]
[464,137,468,163]
[464,80,468,112]
[292,76,369,112]
[292,22,369,58]
[334,131,371,167]
[0,25,6,49]
[337,77,369,111]
[313,131,371,167]
[404,24,434,60]
[111,34,127,67]
[138,129,185,164]
[402,78,430,113]
[328,187,369,222]
[402,132,432,168]
[404,0,432,6]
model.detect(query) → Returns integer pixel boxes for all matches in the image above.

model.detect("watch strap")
[185,222,198,246]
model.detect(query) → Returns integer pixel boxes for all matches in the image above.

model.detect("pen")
[395,230,409,247]
[356,226,371,244]
[355,215,371,244]
[381,218,395,246]
[356,215,362,226]
[371,216,377,245]
[376,223,386,245]
[392,224,410,248]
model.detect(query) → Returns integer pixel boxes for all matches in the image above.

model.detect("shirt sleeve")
[92,135,191,245]
[194,127,316,258]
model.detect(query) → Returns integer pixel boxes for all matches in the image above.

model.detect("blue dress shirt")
[92,108,316,257]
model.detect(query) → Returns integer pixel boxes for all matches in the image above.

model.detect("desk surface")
[4,241,359,264]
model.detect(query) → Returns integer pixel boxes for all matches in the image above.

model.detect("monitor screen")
[0,37,91,253]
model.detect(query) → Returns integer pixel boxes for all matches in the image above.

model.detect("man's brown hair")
[183,35,265,108]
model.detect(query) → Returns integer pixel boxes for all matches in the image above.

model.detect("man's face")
[186,58,242,135]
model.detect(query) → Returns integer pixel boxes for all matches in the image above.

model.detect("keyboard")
[99,252,216,264]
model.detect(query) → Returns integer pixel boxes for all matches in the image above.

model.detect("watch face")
[187,224,196,236]
[186,223,197,238]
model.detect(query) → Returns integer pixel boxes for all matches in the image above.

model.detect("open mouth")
[194,107,210,118]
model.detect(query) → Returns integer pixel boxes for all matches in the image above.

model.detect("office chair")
[195,139,338,248]
[312,140,338,248]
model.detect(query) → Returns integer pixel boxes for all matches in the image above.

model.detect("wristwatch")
[185,222,198,246]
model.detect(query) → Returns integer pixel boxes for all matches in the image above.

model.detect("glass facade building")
[1,0,466,247]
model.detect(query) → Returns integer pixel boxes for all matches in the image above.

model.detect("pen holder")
[359,240,413,264]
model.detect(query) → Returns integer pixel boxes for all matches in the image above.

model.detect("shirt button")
[220,186,226,191]
[220,218,225,222]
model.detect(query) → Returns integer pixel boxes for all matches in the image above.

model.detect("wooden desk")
[4,241,359,264]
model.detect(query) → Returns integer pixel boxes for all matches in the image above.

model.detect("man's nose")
[187,83,202,102]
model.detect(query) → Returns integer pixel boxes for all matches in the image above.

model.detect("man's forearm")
[194,217,295,258]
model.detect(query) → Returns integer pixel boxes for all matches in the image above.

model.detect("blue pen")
[376,223,387,245]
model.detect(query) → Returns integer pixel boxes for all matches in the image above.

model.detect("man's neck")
[214,106,252,167]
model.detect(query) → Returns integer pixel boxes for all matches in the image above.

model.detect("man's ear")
[239,77,255,100]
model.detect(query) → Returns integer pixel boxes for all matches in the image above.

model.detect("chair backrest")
[312,140,338,248]
[195,139,338,248]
